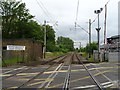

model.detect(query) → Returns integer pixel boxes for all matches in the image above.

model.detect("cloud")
[21,0,119,47]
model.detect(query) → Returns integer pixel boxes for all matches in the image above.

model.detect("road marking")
[39,63,63,88]
[48,70,117,88]
[71,80,118,89]
[93,70,117,76]
[7,86,18,89]
[3,66,27,74]
[0,66,118,77]
[4,69,118,89]
[0,74,12,77]
[27,79,53,86]
[71,85,96,89]
[90,63,119,87]
[110,85,118,88]
[104,84,114,88]
[101,81,112,85]
[45,64,64,88]
[11,78,51,81]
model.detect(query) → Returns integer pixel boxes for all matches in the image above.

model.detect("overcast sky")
[21,0,119,48]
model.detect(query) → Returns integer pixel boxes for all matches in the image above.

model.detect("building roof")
[107,35,120,39]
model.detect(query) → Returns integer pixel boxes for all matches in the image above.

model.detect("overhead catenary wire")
[35,0,50,19]
[38,0,56,22]
[34,17,42,24]
[35,0,58,26]
[76,24,89,34]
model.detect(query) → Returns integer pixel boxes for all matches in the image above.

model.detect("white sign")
[7,45,25,50]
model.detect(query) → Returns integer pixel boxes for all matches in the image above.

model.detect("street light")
[94,8,103,62]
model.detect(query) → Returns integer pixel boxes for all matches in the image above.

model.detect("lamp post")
[94,8,103,62]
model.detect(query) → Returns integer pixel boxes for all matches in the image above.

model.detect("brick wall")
[2,39,43,61]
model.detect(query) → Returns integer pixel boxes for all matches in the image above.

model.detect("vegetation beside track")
[2,52,66,67]
[80,52,99,62]
[45,52,66,59]
[2,58,29,67]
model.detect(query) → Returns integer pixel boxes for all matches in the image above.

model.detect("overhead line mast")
[75,0,79,30]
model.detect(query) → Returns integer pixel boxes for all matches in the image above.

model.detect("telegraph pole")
[89,19,91,44]
[88,19,91,58]
[43,20,46,59]
[104,5,107,61]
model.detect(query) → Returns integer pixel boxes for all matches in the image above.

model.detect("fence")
[93,50,119,62]
[108,52,119,62]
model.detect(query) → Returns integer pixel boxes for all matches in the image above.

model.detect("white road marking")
[101,81,112,85]
[71,85,96,89]
[38,63,63,88]
[71,80,118,89]
[3,66,27,74]
[45,64,63,88]
[90,63,119,87]
[104,84,114,88]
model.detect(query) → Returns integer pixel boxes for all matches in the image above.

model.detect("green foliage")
[80,48,86,52]
[26,20,44,41]
[46,52,65,59]
[0,0,34,39]
[82,52,88,59]
[46,25,56,52]
[0,0,56,52]
[85,42,98,54]
[2,58,22,67]
[56,36,74,52]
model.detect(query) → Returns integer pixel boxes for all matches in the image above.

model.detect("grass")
[1,58,27,67]
[45,52,65,59]
[1,52,65,67]
[80,52,88,59]
[81,52,99,62]
[88,55,99,62]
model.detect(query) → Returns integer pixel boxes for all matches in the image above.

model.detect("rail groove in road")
[2,53,70,90]
[75,53,104,90]
[2,52,119,90]
[2,54,68,81]
[62,53,73,90]
[75,53,118,90]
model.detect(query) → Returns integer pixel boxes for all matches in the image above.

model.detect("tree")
[26,20,44,42]
[56,36,74,52]
[0,0,56,52]
[0,0,34,38]
[85,42,98,54]
[45,25,56,52]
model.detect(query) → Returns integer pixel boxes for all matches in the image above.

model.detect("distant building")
[100,35,120,52]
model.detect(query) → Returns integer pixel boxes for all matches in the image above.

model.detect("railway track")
[75,53,104,90]
[2,53,70,90]
[2,52,118,90]
[62,53,73,90]
[75,53,118,90]
[2,53,68,80]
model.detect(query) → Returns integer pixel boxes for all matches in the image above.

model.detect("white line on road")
[71,80,118,89]
[3,66,27,74]
[90,63,119,87]
[38,63,63,88]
